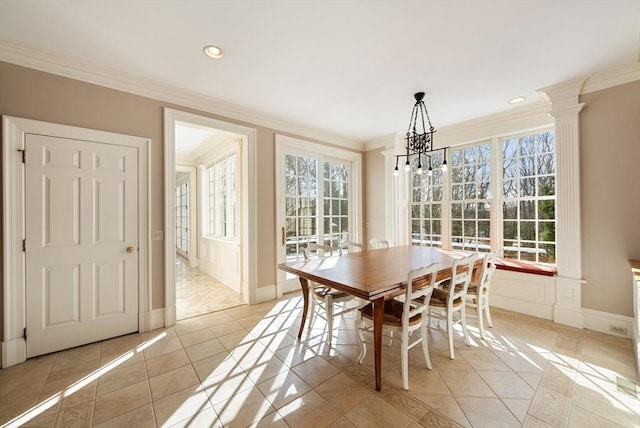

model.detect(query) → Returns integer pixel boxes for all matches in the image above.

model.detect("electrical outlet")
[152,230,164,241]
[609,325,628,336]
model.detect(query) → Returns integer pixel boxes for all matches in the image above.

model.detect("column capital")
[539,76,588,110]
[548,103,585,120]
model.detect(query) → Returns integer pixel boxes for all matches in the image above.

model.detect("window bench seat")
[495,259,558,277]
[490,260,557,320]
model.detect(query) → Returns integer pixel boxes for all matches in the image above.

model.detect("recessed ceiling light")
[203,45,224,59]
[509,96,526,104]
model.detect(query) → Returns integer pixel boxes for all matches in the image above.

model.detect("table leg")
[373,296,384,391]
[298,277,310,339]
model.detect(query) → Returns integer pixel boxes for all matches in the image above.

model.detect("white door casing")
[163,108,258,327]
[2,116,150,368]
[25,134,139,357]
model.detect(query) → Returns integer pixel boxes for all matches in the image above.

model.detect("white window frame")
[450,142,493,253]
[500,129,556,263]
[175,180,189,256]
[275,134,362,296]
[205,152,238,241]
[407,126,556,265]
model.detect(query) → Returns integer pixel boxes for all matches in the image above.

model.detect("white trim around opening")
[163,108,258,327]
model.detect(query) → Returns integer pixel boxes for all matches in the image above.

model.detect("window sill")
[495,259,558,276]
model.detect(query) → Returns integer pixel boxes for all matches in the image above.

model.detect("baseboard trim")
[139,308,166,332]
[1,337,26,368]
[491,295,554,320]
[633,323,640,379]
[583,308,633,339]
[256,284,277,303]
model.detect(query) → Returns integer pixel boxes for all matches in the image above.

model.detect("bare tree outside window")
[451,143,491,252]
[502,131,556,263]
[411,152,444,247]
[284,155,350,259]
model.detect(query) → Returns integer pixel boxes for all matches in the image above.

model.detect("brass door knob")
[126,246,136,253]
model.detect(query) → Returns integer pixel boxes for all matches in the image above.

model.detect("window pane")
[503,201,517,219]
[478,202,490,219]
[463,221,476,236]
[538,221,556,242]
[478,221,490,238]
[519,178,536,197]
[503,221,517,239]
[464,183,476,199]
[451,184,463,201]
[538,200,555,219]
[452,220,462,236]
[520,221,535,240]
[520,200,536,219]
[538,176,555,196]
[452,203,462,219]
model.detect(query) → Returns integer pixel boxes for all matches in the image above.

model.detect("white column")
[540,77,587,328]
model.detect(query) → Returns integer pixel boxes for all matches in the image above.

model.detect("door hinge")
[23,328,27,340]
[18,149,26,163]
[22,239,26,252]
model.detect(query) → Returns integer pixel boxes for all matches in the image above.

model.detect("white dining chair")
[465,249,501,339]
[304,243,358,345]
[338,240,363,256]
[355,262,440,390]
[428,253,476,359]
[368,238,389,250]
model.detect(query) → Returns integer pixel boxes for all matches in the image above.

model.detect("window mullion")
[441,156,452,250]
[491,137,503,252]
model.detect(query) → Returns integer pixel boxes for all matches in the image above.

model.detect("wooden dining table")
[278,245,479,391]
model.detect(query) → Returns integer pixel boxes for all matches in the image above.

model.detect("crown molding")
[581,62,640,95]
[435,101,552,147]
[539,76,588,109]
[0,41,362,151]
[362,134,394,152]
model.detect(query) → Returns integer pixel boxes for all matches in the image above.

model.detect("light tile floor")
[1,293,638,427]
[176,255,246,320]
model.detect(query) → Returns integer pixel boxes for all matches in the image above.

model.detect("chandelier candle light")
[394,92,448,177]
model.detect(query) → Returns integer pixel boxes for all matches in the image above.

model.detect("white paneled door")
[24,134,139,358]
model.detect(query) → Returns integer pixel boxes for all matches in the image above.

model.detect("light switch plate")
[152,230,164,240]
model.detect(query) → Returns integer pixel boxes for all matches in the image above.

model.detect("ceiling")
[1,1,639,144]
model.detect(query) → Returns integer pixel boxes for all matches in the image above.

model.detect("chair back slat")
[303,243,333,260]
[338,240,362,256]
[404,262,440,321]
[447,253,477,302]
[477,248,501,293]
[368,238,389,250]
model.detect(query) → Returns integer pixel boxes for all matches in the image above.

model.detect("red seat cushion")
[495,259,557,276]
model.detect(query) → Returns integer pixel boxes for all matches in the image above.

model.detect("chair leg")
[401,328,409,391]
[307,291,315,330]
[478,302,485,339]
[326,295,334,345]
[461,305,470,346]
[447,311,455,360]
[485,296,493,328]
[355,316,367,364]
[420,322,432,370]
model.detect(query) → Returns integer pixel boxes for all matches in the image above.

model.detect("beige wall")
[0,62,351,332]
[580,80,640,316]
[364,148,387,244]
[2,59,639,340]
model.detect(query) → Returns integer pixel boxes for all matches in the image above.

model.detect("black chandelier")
[394,92,448,177]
